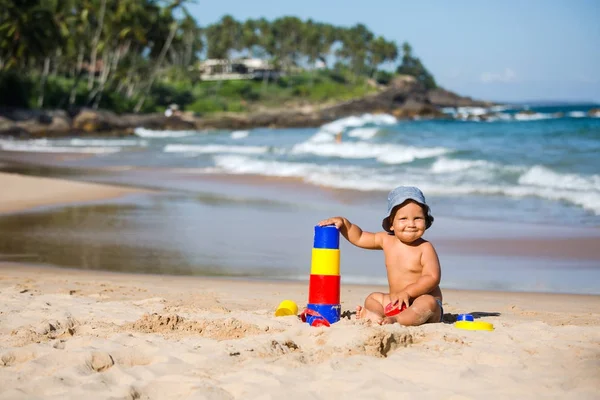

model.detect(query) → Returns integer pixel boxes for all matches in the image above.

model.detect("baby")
[318,186,443,325]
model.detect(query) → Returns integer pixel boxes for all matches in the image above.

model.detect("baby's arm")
[318,217,383,250]
[403,242,441,298]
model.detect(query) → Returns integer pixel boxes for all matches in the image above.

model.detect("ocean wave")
[319,113,397,134]
[291,141,449,164]
[69,138,147,147]
[164,144,269,155]
[443,106,596,122]
[231,130,249,139]
[212,155,318,177]
[208,154,600,215]
[347,127,380,140]
[519,165,600,192]
[0,140,121,154]
[134,127,198,138]
[430,158,526,178]
[513,112,554,121]
[430,158,496,173]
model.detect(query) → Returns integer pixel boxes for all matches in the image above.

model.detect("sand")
[0,172,599,399]
[0,172,142,214]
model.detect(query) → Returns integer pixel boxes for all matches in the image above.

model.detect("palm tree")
[87,0,107,90]
[368,36,398,77]
[396,42,436,89]
[336,23,374,80]
[134,0,193,112]
[0,0,62,70]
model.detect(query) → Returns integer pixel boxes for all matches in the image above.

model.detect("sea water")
[1,103,599,294]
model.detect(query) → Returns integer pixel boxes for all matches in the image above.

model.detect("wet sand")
[0,172,144,214]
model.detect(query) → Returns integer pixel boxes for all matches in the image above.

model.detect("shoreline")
[2,169,600,268]
[3,261,600,300]
[0,171,147,215]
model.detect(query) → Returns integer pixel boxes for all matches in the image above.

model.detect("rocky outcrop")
[0,79,491,137]
[427,87,492,108]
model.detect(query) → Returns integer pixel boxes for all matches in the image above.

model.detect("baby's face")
[389,201,427,243]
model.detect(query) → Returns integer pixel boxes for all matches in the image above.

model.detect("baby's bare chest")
[383,246,423,273]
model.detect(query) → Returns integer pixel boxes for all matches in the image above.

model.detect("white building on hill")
[197,58,281,81]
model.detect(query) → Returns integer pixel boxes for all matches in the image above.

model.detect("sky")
[188,0,600,103]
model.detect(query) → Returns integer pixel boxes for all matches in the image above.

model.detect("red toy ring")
[384,302,407,317]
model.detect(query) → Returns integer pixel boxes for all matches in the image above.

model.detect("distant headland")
[0,3,491,137]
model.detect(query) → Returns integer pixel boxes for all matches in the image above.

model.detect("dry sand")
[0,172,599,399]
[0,265,599,400]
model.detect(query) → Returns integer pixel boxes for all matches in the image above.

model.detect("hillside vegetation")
[0,0,436,115]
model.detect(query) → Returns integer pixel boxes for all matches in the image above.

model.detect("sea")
[1,103,599,295]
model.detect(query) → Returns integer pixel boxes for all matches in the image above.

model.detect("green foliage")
[395,42,437,90]
[150,83,195,108]
[374,70,394,85]
[0,0,437,114]
[186,97,246,113]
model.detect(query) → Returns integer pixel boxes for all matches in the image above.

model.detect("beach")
[1,172,599,399]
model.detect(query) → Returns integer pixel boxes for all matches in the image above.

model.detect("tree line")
[0,0,436,112]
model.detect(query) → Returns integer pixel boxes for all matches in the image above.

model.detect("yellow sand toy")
[274,300,299,316]
[454,314,494,331]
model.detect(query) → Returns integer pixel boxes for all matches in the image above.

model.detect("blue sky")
[188,0,599,103]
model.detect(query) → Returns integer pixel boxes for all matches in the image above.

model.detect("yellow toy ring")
[454,321,494,331]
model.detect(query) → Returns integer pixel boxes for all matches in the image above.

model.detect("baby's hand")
[390,291,411,310]
[317,217,344,229]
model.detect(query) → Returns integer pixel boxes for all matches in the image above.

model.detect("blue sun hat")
[382,186,434,232]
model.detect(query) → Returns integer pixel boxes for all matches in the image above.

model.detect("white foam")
[207,154,600,214]
[134,127,197,138]
[377,147,449,164]
[319,113,396,134]
[489,105,510,112]
[513,112,553,121]
[567,111,586,118]
[0,142,121,154]
[69,138,147,147]
[346,127,380,140]
[430,158,495,173]
[212,155,316,177]
[519,165,600,192]
[456,107,488,117]
[231,130,249,139]
[164,144,269,155]
[308,130,336,143]
[291,141,449,164]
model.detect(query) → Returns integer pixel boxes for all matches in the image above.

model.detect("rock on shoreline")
[0,78,492,138]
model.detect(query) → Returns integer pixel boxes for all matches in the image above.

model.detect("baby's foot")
[355,305,383,324]
[381,316,398,325]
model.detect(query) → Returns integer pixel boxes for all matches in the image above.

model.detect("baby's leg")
[385,294,441,326]
[356,292,389,324]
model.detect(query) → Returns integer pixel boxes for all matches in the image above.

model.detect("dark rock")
[0,81,492,137]
[428,88,492,108]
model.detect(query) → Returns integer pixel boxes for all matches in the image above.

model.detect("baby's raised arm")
[318,217,383,250]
